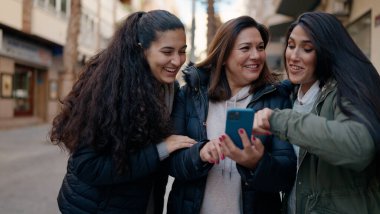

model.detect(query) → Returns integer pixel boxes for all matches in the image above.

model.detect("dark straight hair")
[284,12,380,154]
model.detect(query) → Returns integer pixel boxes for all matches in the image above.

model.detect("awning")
[269,21,294,41]
[269,0,321,41]
[276,0,321,18]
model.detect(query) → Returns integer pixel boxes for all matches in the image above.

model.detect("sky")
[175,0,246,60]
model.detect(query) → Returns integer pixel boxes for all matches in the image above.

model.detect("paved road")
[0,124,67,214]
[0,124,174,214]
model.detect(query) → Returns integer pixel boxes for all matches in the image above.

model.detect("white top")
[200,86,252,214]
[288,80,321,214]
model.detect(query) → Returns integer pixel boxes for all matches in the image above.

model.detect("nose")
[249,49,259,59]
[171,54,181,66]
[289,48,300,61]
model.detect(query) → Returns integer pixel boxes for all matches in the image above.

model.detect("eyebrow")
[160,45,187,50]
[238,42,264,46]
[288,37,313,44]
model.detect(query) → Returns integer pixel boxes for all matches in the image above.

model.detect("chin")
[162,78,176,84]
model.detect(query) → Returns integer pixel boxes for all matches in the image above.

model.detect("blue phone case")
[225,108,254,149]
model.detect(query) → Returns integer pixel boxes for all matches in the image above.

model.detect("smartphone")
[225,108,254,149]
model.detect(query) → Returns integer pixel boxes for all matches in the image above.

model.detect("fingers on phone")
[220,134,235,151]
[238,128,251,148]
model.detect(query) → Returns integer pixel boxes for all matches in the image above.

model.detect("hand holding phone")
[225,108,254,149]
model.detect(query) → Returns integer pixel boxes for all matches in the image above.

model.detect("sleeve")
[168,86,213,180]
[270,96,375,172]
[69,143,161,186]
[156,142,169,160]
[237,91,296,192]
[169,141,213,181]
[237,135,297,192]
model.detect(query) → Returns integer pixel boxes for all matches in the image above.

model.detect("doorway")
[13,64,34,116]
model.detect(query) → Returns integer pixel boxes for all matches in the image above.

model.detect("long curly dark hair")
[50,10,185,174]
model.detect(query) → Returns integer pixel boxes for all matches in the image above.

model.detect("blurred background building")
[0,0,379,129]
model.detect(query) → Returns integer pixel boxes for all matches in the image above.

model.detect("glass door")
[13,65,34,116]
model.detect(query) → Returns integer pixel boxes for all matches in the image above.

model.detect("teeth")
[245,64,258,69]
[290,65,302,70]
[165,68,176,73]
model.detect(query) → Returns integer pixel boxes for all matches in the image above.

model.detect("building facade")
[0,0,129,128]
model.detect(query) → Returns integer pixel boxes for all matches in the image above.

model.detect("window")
[34,0,70,17]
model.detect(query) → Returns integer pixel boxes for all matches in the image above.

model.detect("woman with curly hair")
[50,10,195,214]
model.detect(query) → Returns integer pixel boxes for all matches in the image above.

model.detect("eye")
[239,46,250,52]
[161,50,173,55]
[287,44,295,49]
[303,45,314,53]
[179,49,187,54]
[257,45,265,51]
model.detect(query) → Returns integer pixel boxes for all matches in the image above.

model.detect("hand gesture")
[253,108,273,135]
[164,135,196,154]
[220,129,264,169]
[200,138,223,164]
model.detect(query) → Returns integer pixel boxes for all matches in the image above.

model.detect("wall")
[0,57,15,118]
[31,7,67,45]
[0,0,23,30]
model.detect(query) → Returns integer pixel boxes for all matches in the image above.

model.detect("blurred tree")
[206,0,216,49]
[61,0,81,98]
[204,0,223,51]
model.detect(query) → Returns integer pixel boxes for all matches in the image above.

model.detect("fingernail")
[221,154,225,160]
[251,135,255,141]
[222,135,226,140]
[219,136,223,142]
[239,128,244,134]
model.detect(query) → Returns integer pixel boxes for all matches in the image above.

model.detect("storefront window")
[347,11,371,58]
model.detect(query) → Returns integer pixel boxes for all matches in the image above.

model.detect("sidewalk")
[0,117,44,130]
[0,123,67,214]
[0,124,174,213]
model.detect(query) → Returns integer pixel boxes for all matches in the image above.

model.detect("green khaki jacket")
[271,79,380,214]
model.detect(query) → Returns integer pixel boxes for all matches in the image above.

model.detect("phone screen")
[225,108,254,149]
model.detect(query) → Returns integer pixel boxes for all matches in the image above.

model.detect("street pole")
[190,0,196,63]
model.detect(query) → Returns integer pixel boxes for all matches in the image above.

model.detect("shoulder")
[275,79,295,97]
[181,63,209,89]
[249,83,291,110]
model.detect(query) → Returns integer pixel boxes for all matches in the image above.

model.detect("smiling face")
[145,29,187,84]
[285,25,317,93]
[225,27,266,95]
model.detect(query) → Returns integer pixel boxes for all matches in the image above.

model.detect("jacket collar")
[183,64,281,101]
[320,78,337,97]
[182,64,209,90]
[251,84,276,102]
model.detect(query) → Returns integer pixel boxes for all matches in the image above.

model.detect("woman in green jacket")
[251,12,380,213]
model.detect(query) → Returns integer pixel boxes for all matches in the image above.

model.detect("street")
[0,124,67,214]
[0,124,174,214]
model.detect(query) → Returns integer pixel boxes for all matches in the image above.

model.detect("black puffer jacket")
[167,66,297,214]
[58,144,168,214]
